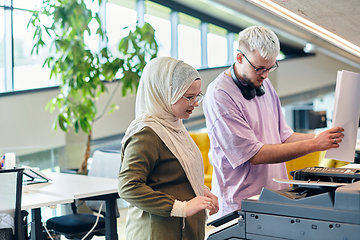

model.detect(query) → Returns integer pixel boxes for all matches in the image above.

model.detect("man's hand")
[313,126,345,151]
[250,126,345,165]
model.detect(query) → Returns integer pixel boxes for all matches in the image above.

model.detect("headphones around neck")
[230,63,265,100]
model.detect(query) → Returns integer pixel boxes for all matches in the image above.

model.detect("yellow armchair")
[319,158,349,168]
[285,151,326,179]
[189,131,213,189]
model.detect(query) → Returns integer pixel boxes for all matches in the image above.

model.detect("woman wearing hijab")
[118,57,219,240]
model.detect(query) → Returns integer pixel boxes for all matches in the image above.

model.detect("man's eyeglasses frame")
[237,49,278,75]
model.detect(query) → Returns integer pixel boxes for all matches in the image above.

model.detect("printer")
[206,166,360,240]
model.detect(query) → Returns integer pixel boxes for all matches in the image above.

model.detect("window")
[207,24,227,68]
[178,13,201,69]
[277,51,286,61]
[13,9,54,91]
[144,1,171,57]
[84,0,100,53]
[106,1,137,58]
[2,0,246,93]
[233,33,239,62]
[12,0,43,10]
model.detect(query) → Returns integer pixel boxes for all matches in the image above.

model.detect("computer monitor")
[308,110,327,129]
[293,109,327,131]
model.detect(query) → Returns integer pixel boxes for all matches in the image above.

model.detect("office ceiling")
[270,0,360,49]
[176,0,360,68]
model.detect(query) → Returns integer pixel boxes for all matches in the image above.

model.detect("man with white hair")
[203,26,344,218]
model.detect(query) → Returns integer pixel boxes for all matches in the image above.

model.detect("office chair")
[46,150,122,240]
[0,168,24,240]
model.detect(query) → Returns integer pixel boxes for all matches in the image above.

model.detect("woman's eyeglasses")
[182,92,204,106]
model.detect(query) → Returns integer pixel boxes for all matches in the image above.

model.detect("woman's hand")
[186,196,216,217]
[204,187,219,215]
[185,188,219,217]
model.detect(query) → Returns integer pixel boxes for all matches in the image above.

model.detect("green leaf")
[108,104,118,114]
[28,1,158,140]
[45,99,55,112]
[52,117,58,131]
[79,118,91,134]
[58,114,69,132]
[74,121,79,133]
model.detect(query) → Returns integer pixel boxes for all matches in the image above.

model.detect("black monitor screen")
[308,110,327,129]
[293,109,327,130]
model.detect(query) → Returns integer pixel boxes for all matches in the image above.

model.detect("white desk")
[22,190,73,210]
[22,190,74,240]
[22,172,119,240]
[29,172,118,199]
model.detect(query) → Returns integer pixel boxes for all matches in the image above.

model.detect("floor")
[34,194,216,240]
[90,207,127,240]
[47,207,216,240]
[89,207,217,240]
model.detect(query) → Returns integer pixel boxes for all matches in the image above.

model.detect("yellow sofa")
[189,131,213,189]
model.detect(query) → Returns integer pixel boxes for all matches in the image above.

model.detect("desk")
[22,190,73,210]
[22,190,74,240]
[22,172,119,240]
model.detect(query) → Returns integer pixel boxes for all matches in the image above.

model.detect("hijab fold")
[122,57,204,197]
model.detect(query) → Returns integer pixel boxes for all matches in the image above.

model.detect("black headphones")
[230,63,265,100]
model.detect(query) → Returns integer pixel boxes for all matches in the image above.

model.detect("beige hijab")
[121,57,204,197]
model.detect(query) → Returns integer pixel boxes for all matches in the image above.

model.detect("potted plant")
[28,0,158,173]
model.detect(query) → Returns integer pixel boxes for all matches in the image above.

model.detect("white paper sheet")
[325,70,360,162]
[273,178,349,187]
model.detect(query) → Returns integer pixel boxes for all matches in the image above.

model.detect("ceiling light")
[247,0,360,58]
[304,43,316,53]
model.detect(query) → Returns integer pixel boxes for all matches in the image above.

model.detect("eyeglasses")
[182,92,204,106]
[237,49,278,75]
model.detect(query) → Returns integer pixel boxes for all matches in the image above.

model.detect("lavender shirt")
[203,72,293,218]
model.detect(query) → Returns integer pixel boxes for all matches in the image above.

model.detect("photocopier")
[206,166,360,240]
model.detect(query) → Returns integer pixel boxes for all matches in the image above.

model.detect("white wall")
[273,52,360,97]
[1,52,359,159]
[0,88,64,155]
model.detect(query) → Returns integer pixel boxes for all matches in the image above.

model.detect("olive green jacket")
[118,127,206,240]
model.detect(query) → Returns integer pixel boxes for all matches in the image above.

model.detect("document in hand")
[325,70,360,162]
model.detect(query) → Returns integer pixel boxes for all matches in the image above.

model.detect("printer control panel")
[300,167,360,175]
[291,166,360,183]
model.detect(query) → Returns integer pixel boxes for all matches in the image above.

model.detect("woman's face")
[171,80,201,119]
